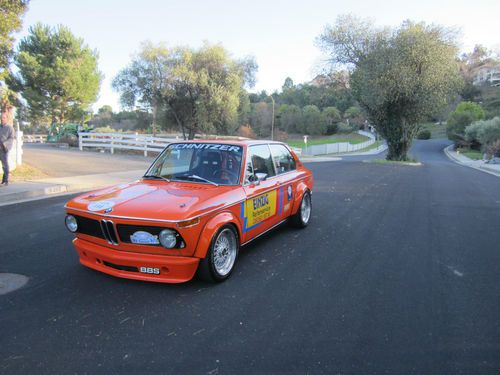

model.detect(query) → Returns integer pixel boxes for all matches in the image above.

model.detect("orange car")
[64,140,314,283]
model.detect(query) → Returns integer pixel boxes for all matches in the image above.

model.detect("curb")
[0,183,68,206]
[444,145,500,178]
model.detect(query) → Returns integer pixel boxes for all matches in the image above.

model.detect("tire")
[290,190,312,228]
[198,225,239,282]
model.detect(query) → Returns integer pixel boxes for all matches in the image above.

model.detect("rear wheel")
[290,190,312,228]
[198,225,239,282]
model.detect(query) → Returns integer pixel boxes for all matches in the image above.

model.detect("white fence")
[301,130,375,156]
[23,134,47,143]
[8,131,23,171]
[78,132,177,157]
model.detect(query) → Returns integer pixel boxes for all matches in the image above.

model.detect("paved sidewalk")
[444,145,500,177]
[0,169,145,206]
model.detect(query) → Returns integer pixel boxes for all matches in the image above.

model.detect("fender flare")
[193,212,241,259]
[291,182,311,215]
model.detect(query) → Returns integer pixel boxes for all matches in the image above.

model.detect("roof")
[170,139,286,147]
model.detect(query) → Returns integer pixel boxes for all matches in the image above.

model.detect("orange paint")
[65,140,313,283]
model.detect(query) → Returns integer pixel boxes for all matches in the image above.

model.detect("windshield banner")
[170,143,242,153]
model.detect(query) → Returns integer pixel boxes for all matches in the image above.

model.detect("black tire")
[290,190,312,228]
[197,225,239,282]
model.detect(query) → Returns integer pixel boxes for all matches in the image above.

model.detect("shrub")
[417,129,431,140]
[447,101,485,143]
[92,126,115,133]
[238,125,255,139]
[486,139,500,157]
[337,122,357,133]
[465,117,500,146]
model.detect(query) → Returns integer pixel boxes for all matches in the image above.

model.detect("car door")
[241,144,282,242]
[269,143,299,220]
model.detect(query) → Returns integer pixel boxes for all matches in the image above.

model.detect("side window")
[270,144,296,174]
[247,145,276,181]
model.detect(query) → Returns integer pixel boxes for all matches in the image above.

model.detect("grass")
[419,122,447,139]
[287,133,370,148]
[10,163,49,182]
[457,147,483,160]
[368,158,421,166]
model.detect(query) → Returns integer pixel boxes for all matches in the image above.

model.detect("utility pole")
[269,95,275,140]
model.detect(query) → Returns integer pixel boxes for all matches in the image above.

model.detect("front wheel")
[198,225,239,282]
[290,191,312,228]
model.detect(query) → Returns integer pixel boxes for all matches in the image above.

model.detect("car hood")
[66,180,245,222]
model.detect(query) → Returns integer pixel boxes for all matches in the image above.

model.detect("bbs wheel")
[290,190,312,228]
[198,225,239,282]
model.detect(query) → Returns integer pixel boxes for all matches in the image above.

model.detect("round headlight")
[159,229,177,248]
[65,215,78,233]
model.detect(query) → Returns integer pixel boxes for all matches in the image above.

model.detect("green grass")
[287,133,370,148]
[419,122,447,139]
[457,147,483,160]
[368,158,421,166]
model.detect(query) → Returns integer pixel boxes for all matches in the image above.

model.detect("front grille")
[100,220,119,245]
[75,215,104,239]
[74,215,118,244]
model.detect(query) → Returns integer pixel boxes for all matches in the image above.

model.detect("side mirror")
[255,173,268,182]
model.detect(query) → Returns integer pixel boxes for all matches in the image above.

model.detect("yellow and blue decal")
[241,186,291,232]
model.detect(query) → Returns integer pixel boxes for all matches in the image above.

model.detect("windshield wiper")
[175,174,218,186]
[142,174,170,182]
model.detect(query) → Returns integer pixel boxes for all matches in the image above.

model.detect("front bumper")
[73,238,200,283]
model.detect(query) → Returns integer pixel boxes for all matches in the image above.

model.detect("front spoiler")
[73,238,200,283]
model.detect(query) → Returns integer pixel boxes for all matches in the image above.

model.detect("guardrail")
[78,132,177,157]
[301,130,376,156]
[23,134,47,143]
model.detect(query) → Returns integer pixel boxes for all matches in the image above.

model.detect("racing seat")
[197,151,222,180]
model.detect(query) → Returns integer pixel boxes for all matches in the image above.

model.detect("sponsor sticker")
[287,185,293,201]
[131,231,160,245]
[243,190,277,229]
[87,200,115,212]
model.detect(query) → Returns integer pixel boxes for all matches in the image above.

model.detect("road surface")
[1,140,499,374]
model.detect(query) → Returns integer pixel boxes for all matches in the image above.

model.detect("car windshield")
[145,143,243,185]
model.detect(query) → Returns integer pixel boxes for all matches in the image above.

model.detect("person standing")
[0,120,15,186]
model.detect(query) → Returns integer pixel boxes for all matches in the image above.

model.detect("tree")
[114,42,257,139]
[249,102,272,137]
[322,106,341,134]
[319,16,463,160]
[447,101,485,143]
[302,105,325,135]
[278,104,302,133]
[0,0,29,117]
[15,23,102,125]
[282,77,294,91]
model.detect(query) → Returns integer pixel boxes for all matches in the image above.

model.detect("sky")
[14,0,500,112]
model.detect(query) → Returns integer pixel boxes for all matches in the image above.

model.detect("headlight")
[65,215,78,233]
[159,229,177,248]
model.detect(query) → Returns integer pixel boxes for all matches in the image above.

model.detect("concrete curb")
[444,145,500,178]
[0,183,69,206]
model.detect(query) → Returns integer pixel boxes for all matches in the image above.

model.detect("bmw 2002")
[64,140,314,283]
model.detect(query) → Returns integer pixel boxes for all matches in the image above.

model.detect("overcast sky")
[15,0,500,112]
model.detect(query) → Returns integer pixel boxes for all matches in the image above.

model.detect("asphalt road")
[23,144,153,177]
[1,140,499,374]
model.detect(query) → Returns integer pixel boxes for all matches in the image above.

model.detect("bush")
[465,117,500,146]
[325,123,338,135]
[92,126,115,133]
[337,122,357,133]
[447,101,485,143]
[417,129,431,139]
[237,125,255,139]
[486,139,500,157]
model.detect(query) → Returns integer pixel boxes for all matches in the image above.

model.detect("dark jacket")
[0,124,15,153]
